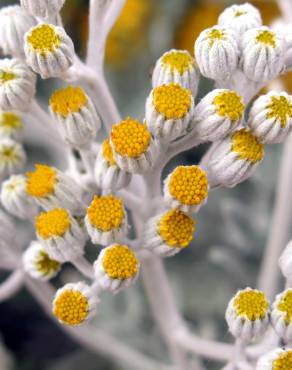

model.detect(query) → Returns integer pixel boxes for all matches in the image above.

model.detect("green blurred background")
[0,0,289,369]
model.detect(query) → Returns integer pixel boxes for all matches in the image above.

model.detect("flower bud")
[0,138,26,181]
[20,0,65,19]
[271,289,292,343]
[256,348,292,370]
[195,25,239,81]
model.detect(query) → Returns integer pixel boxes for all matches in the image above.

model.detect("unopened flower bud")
[0,138,26,181]
[271,289,292,343]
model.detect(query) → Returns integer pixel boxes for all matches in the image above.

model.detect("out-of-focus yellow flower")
[105,0,154,68]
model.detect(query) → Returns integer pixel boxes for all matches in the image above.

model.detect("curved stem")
[71,256,94,279]
[0,270,24,302]
[257,134,292,299]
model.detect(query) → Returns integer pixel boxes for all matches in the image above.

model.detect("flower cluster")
[0,1,292,368]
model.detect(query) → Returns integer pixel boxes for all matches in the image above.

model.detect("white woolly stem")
[24,277,173,370]
[70,256,94,279]
[79,146,95,178]
[277,0,292,22]
[257,134,292,299]
[0,269,24,302]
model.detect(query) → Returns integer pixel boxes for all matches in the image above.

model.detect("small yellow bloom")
[26,164,57,198]
[256,29,276,48]
[35,208,71,239]
[102,139,116,166]
[27,24,60,54]
[213,91,245,121]
[231,129,264,163]
[266,95,292,128]
[161,51,195,75]
[273,350,292,370]
[234,289,268,321]
[49,86,88,118]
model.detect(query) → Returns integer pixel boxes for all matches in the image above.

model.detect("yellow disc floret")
[273,350,292,370]
[0,71,15,84]
[266,95,292,128]
[158,209,195,248]
[53,289,89,326]
[277,290,292,324]
[231,129,264,163]
[50,86,88,118]
[27,24,60,53]
[0,112,22,132]
[87,195,124,231]
[36,208,71,239]
[102,244,139,279]
[256,30,276,48]
[26,164,57,198]
[153,83,192,120]
[207,28,225,46]
[213,91,245,121]
[161,51,195,75]
[0,144,21,165]
[102,139,116,166]
[169,165,208,205]
[35,249,60,276]
[234,289,268,321]
[111,117,151,158]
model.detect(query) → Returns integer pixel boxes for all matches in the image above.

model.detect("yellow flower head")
[27,24,60,54]
[234,289,268,321]
[26,164,57,198]
[153,83,192,120]
[231,129,264,163]
[169,166,208,206]
[102,244,139,279]
[87,195,124,232]
[158,209,195,248]
[36,208,71,239]
[0,112,22,132]
[35,249,60,276]
[277,290,292,324]
[207,28,225,46]
[0,71,15,84]
[102,139,116,166]
[213,91,245,121]
[53,288,89,326]
[161,51,195,75]
[273,350,292,370]
[256,29,276,48]
[111,117,151,158]
[50,86,88,118]
[266,95,292,128]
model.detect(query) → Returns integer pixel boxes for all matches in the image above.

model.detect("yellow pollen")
[161,51,195,75]
[27,24,60,53]
[102,139,116,166]
[53,289,89,326]
[256,30,276,48]
[26,164,57,198]
[273,350,292,370]
[231,129,264,163]
[102,244,139,279]
[153,83,192,120]
[213,91,245,121]
[0,71,16,84]
[277,290,292,324]
[0,112,22,131]
[207,28,225,46]
[234,289,268,321]
[87,195,124,231]
[35,249,60,276]
[169,166,208,206]
[111,117,151,158]
[49,86,88,118]
[266,96,292,128]
[158,209,195,248]
[36,208,71,239]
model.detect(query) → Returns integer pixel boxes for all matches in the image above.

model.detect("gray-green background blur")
[0,0,288,369]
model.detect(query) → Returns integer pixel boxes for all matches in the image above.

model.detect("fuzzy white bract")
[23,240,60,281]
[0,58,36,112]
[0,208,15,248]
[191,89,245,142]
[218,3,262,37]
[94,244,140,294]
[20,0,65,19]
[0,5,37,59]
[195,25,239,81]
[248,91,292,144]
[152,49,199,96]
[1,174,38,219]
[241,26,286,83]
[24,24,74,79]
